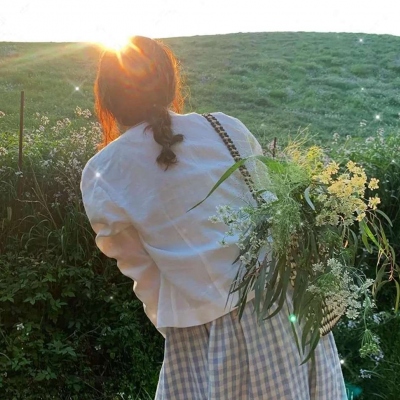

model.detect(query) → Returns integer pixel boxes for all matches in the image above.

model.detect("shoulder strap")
[202,113,259,203]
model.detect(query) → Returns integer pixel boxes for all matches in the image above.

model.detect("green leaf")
[254,261,267,315]
[359,220,380,248]
[303,186,316,211]
[302,318,321,364]
[361,234,372,253]
[375,209,393,227]
[187,158,249,211]
[395,280,400,313]
[252,155,287,173]
[375,279,389,293]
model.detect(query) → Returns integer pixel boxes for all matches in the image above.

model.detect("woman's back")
[81,111,262,331]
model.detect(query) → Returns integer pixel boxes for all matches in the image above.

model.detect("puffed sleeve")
[80,163,160,325]
[228,115,264,157]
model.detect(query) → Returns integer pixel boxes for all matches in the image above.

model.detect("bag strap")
[202,113,259,203]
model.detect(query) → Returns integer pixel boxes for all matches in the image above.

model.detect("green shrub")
[335,313,400,400]
[331,130,400,263]
[0,111,163,399]
[331,129,400,399]
[1,107,400,399]
[0,251,163,399]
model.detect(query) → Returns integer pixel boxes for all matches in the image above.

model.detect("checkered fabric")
[155,298,347,399]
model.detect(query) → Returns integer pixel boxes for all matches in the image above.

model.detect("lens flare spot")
[289,314,297,323]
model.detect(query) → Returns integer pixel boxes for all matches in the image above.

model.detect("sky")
[0,0,399,43]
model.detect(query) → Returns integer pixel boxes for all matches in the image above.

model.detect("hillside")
[1,32,400,143]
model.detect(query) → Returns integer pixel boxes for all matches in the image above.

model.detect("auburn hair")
[94,36,184,169]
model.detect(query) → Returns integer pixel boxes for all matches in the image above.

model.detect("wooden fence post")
[17,91,25,200]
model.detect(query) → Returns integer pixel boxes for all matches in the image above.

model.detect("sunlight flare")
[95,32,132,52]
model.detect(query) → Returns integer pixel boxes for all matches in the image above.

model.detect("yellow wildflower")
[368,197,381,210]
[351,198,368,212]
[356,212,366,222]
[290,149,301,163]
[306,146,324,162]
[325,161,340,176]
[368,178,379,190]
[314,172,331,184]
[346,161,365,176]
[350,175,367,196]
[328,180,352,197]
[346,161,357,171]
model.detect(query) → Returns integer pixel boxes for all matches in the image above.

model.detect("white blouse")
[80,111,264,335]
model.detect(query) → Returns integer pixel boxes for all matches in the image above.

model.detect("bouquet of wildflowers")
[195,140,397,362]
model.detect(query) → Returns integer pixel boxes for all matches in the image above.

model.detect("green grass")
[1,31,400,144]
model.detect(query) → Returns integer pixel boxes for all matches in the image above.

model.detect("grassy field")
[1,31,400,144]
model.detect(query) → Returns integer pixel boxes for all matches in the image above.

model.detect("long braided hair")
[94,36,184,169]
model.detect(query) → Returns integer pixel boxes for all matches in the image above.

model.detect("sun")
[94,31,132,52]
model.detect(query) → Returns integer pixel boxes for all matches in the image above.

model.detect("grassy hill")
[1,31,400,143]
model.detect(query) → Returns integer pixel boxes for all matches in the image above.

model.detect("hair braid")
[147,106,184,170]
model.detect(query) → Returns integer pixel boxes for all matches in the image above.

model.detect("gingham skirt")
[155,298,347,399]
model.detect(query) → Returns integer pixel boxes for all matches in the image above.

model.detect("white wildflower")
[361,279,374,290]
[346,308,359,320]
[218,238,230,248]
[16,323,24,331]
[312,262,324,273]
[359,369,372,379]
[347,320,357,329]
[208,215,220,223]
[373,349,384,363]
[306,284,319,294]
[372,314,381,324]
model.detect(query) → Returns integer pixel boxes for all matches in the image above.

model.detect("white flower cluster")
[75,106,92,119]
[19,111,102,204]
[16,323,24,331]
[309,258,373,320]
[210,203,272,265]
[210,205,253,240]
[359,369,372,379]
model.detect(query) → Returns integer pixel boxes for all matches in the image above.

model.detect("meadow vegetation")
[0,32,399,399]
